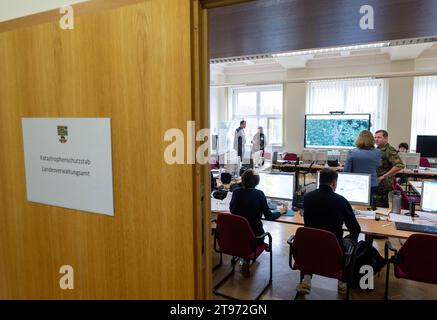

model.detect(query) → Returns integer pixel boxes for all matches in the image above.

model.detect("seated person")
[230,169,281,276]
[398,142,409,153]
[397,143,409,184]
[218,172,240,192]
[218,172,232,191]
[297,168,361,295]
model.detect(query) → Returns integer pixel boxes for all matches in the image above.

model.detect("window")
[410,75,437,151]
[306,78,388,132]
[231,85,283,145]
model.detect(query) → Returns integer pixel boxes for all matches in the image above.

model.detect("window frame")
[231,85,283,146]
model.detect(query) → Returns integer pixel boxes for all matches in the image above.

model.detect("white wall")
[0,0,88,22]
[211,60,422,154]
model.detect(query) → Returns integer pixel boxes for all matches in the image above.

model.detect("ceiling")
[211,42,437,75]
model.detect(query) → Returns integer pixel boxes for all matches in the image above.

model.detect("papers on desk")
[211,192,232,212]
[388,212,437,225]
[389,214,414,224]
[417,211,437,223]
[354,210,376,220]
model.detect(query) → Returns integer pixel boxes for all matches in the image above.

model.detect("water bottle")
[391,190,402,214]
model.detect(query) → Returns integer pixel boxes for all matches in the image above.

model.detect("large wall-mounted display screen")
[305,114,371,149]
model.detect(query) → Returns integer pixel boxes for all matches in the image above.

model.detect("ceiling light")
[272,42,391,57]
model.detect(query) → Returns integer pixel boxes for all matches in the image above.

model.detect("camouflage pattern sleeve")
[388,145,405,169]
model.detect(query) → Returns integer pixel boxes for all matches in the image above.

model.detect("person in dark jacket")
[230,169,281,237]
[229,169,281,276]
[233,120,246,162]
[297,168,361,295]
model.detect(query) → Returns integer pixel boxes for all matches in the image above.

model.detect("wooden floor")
[212,221,437,300]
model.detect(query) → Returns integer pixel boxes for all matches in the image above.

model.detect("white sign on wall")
[22,118,114,216]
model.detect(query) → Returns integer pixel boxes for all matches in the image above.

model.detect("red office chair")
[287,227,355,300]
[392,182,420,209]
[283,152,298,161]
[420,157,431,168]
[385,234,437,300]
[213,213,273,300]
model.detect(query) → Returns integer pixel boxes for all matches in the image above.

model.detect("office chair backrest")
[292,227,344,279]
[339,150,349,164]
[216,213,256,258]
[420,157,431,168]
[301,150,315,163]
[283,152,298,161]
[396,233,437,284]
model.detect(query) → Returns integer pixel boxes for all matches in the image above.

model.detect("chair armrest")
[287,235,295,245]
[287,235,295,269]
[255,232,272,247]
[255,232,269,241]
[213,228,220,253]
[253,232,272,255]
[385,240,398,260]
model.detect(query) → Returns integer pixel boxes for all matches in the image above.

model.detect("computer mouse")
[375,216,381,221]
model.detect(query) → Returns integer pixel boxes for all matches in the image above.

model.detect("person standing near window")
[234,120,246,162]
[251,126,266,155]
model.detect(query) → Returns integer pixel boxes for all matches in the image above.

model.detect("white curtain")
[306,79,388,131]
[410,75,437,151]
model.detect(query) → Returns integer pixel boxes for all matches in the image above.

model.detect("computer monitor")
[256,173,295,201]
[301,149,315,163]
[224,156,240,177]
[339,150,349,164]
[421,181,437,212]
[315,150,328,164]
[416,135,437,158]
[398,152,421,169]
[317,172,371,206]
[272,151,278,164]
[252,150,263,168]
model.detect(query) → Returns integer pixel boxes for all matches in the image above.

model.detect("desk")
[275,212,417,239]
[271,162,344,173]
[212,208,436,239]
[398,168,437,179]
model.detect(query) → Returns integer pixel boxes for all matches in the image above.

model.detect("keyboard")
[395,222,437,234]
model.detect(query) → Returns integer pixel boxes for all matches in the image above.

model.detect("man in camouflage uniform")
[375,130,405,208]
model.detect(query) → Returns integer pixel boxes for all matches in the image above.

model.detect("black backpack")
[350,241,386,287]
[212,189,228,200]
